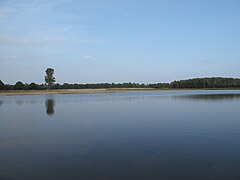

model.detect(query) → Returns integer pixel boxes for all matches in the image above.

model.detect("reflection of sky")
[1,90,240,179]
[1,90,240,105]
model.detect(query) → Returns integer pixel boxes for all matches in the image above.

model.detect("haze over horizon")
[0,0,240,84]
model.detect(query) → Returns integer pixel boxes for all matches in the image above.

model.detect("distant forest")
[1,77,240,90]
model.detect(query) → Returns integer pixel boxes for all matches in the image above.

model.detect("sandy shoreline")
[0,88,159,96]
[1,88,239,96]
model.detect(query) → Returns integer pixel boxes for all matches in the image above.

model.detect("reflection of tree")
[16,99,24,105]
[0,100,3,107]
[174,94,240,102]
[45,99,55,116]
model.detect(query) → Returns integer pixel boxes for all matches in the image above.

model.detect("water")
[0,90,240,180]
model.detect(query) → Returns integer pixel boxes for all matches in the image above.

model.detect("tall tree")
[45,68,55,90]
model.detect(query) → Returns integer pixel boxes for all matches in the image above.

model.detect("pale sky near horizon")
[0,0,240,84]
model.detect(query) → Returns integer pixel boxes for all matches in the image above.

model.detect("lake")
[1,90,240,180]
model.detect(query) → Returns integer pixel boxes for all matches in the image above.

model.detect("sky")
[0,0,240,84]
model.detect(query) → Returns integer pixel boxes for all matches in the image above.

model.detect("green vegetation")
[45,68,56,90]
[0,80,4,90]
[171,77,240,88]
[1,77,240,90]
[13,81,25,90]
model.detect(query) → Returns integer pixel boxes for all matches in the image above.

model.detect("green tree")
[14,81,25,90]
[0,80,5,90]
[45,68,55,90]
[29,82,37,90]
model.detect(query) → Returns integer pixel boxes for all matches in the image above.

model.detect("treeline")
[0,80,169,90]
[1,77,240,90]
[0,81,46,90]
[53,82,170,89]
[171,77,240,88]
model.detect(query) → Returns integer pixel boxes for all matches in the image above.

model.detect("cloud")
[0,54,18,62]
[83,55,95,61]
[0,34,65,46]
[0,7,15,18]
[0,7,15,14]
[200,57,209,62]
[0,35,32,45]
[7,54,18,60]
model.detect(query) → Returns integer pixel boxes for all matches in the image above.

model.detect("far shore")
[0,88,159,96]
[1,88,240,96]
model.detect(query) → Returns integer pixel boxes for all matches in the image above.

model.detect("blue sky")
[0,0,240,84]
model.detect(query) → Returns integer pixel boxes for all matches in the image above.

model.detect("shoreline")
[0,88,158,96]
[0,88,240,96]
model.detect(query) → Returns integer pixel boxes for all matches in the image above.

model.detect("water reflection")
[16,99,24,105]
[1,91,240,179]
[45,99,55,116]
[174,93,240,102]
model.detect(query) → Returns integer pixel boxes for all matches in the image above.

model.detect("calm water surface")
[1,90,240,180]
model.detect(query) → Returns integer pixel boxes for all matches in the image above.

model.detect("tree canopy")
[0,80,5,90]
[13,81,25,90]
[45,68,56,90]
[170,77,240,88]
[1,77,240,91]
